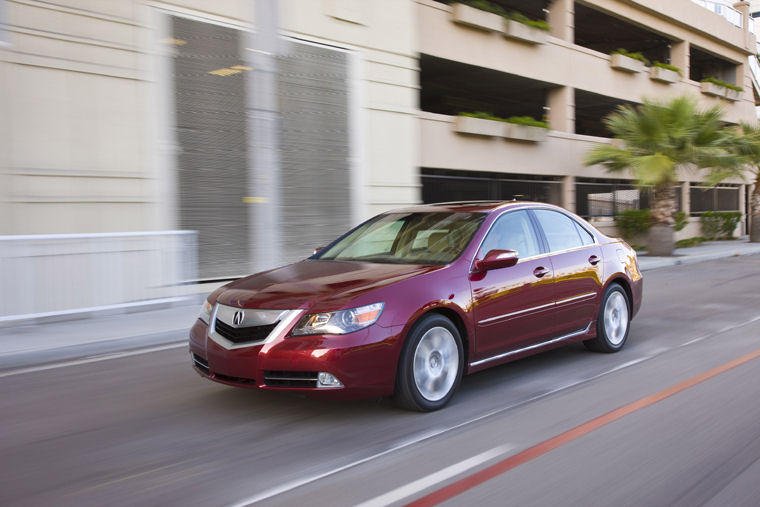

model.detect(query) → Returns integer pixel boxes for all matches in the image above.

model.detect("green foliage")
[611,48,650,66]
[585,96,742,189]
[675,237,705,248]
[458,113,548,128]
[652,61,682,76]
[451,1,549,30]
[674,211,688,232]
[614,209,651,240]
[506,11,549,30]
[701,77,742,92]
[455,0,506,16]
[505,116,548,128]
[459,111,508,122]
[700,211,742,239]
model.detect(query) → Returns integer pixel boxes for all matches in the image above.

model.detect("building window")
[421,168,562,205]
[690,185,740,213]
[576,179,682,219]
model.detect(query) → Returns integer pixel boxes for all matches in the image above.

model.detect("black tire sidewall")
[396,314,464,411]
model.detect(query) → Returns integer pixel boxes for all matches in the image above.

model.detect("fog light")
[317,372,343,388]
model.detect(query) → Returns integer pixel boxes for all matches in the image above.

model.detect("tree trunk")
[751,176,760,243]
[648,184,677,256]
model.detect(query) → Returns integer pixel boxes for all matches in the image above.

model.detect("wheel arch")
[606,276,633,313]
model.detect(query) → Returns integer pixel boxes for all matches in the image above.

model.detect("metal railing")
[0,231,198,320]
[691,0,743,28]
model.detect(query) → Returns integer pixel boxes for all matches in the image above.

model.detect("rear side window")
[533,209,584,253]
[574,221,595,245]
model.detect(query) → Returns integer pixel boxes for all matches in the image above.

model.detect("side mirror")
[475,249,519,272]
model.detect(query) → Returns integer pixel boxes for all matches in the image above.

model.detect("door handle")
[588,255,600,266]
[533,266,550,278]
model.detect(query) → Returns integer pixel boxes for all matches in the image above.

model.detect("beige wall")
[418,0,756,125]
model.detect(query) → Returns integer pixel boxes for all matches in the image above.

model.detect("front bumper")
[188,318,403,399]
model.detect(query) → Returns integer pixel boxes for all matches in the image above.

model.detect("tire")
[584,284,631,353]
[394,314,464,412]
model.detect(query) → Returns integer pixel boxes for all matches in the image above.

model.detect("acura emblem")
[232,310,245,327]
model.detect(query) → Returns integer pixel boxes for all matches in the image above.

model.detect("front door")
[470,210,554,361]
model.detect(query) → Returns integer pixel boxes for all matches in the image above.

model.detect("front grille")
[192,353,210,375]
[264,370,319,388]
[214,373,257,385]
[214,319,279,344]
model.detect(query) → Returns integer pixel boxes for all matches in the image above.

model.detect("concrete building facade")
[0,0,758,317]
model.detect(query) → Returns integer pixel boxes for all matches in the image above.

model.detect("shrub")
[615,209,651,240]
[652,61,682,76]
[458,113,549,128]
[700,77,742,92]
[700,211,742,239]
[611,48,650,66]
[675,237,705,248]
[506,11,549,31]
[674,211,688,232]
[455,0,506,16]
[459,111,508,122]
[505,116,548,128]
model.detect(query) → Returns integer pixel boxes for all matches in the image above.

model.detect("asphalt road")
[2,256,760,507]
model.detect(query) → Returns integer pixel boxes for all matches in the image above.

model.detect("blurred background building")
[1,0,758,319]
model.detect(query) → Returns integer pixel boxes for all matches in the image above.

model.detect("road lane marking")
[355,445,513,507]
[406,346,760,507]
[229,313,760,506]
[0,342,187,378]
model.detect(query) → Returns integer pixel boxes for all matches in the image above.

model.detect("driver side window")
[480,211,541,259]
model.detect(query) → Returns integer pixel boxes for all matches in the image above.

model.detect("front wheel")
[395,314,463,411]
[584,284,630,353]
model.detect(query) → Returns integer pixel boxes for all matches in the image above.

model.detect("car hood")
[215,260,444,311]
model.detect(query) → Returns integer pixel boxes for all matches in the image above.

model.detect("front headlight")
[199,300,213,324]
[291,302,384,336]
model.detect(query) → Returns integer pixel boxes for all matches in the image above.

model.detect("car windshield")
[315,212,486,265]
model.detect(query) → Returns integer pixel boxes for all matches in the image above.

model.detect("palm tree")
[585,96,742,256]
[722,122,760,242]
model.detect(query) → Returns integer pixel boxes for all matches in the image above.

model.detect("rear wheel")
[584,284,630,353]
[395,314,463,411]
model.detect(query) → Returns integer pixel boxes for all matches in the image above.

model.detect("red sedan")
[189,201,642,411]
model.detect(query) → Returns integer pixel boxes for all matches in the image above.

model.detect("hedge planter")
[610,53,645,73]
[649,66,679,84]
[453,116,503,137]
[451,3,503,32]
[504,124,548,142]
[724,88,742,101]
[502,19,547,45]
[700,81,724,97]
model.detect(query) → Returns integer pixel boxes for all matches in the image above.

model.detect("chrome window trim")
[469,322,593,367]
[469,205,599,273]
[208,305,305,350]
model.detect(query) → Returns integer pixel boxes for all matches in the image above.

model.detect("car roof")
[387,201,557,214]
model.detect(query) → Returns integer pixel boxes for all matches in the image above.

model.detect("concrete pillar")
[247,0,283,273]
[681,181,690,215]
[562,175,576,213]
[733,1,752,51]
[547,86,575,133]
[547,0,573,43]
[670,41,689,77]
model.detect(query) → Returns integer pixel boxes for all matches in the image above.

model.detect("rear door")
[530,209,603,336]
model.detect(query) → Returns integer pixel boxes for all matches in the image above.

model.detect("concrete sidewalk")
[1,238,759,369]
